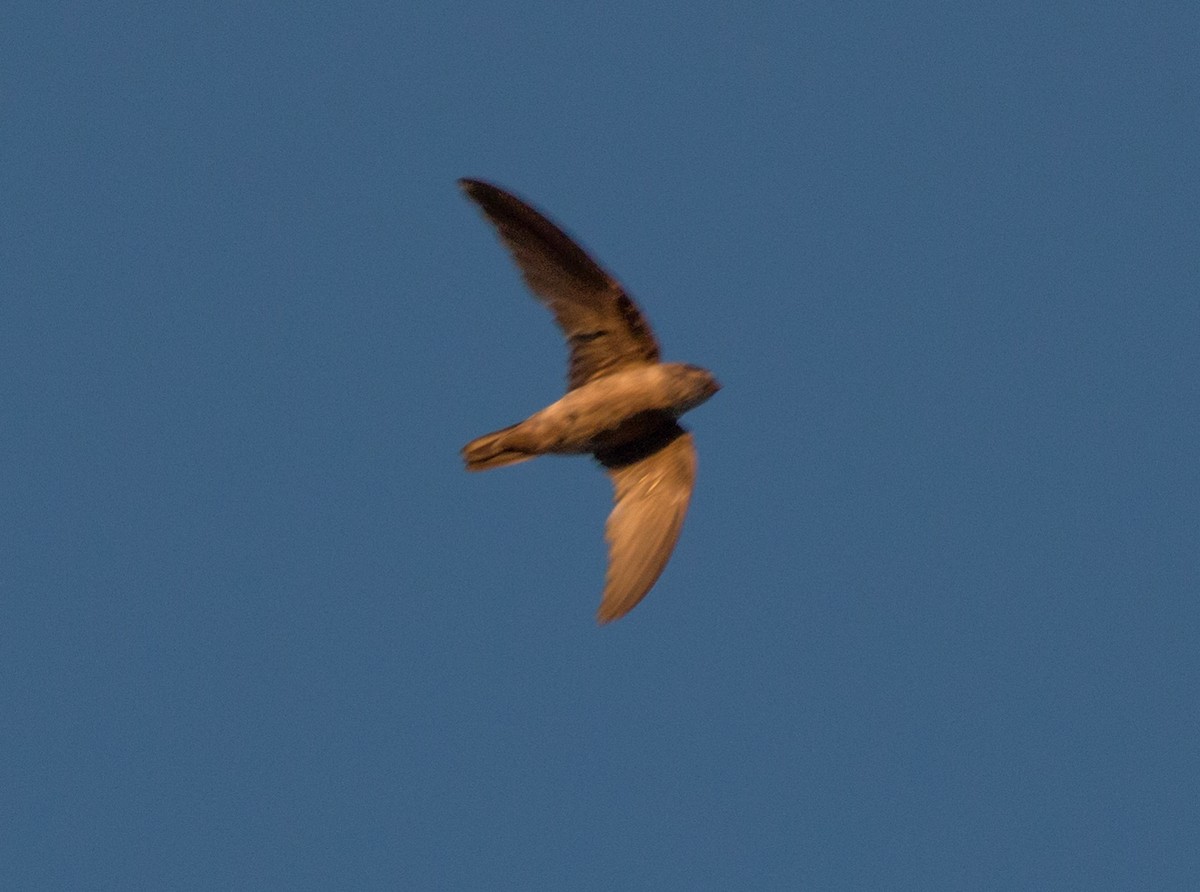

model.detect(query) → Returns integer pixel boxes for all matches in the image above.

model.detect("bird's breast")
[523,366,683,454]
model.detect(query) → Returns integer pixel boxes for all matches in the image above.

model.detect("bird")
[458,178,720,624]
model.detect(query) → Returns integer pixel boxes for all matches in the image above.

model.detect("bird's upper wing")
[459,178,660,391]
[595,422,696,623]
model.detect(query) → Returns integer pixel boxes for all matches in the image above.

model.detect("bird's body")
[463,363,717,466]
[458,178,719,623]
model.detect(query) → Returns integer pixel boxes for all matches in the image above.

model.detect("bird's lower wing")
[598,426,696,623]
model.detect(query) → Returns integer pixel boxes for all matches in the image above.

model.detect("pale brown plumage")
[597,425,696,623]
[459,179,718,623]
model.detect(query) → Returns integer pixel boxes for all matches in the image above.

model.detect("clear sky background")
[4,2,1197,888]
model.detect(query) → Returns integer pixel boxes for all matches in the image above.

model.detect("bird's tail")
[461,424,536,472]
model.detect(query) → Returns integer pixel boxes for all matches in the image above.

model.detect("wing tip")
[458,177,501,202]
[595,605,624,625]
[458,177,486,198]
[458,177,526,224]
[595,586,654,625]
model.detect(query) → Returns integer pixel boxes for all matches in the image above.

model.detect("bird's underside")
[458,178,717,623]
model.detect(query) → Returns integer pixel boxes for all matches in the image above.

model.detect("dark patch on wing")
[593,413,687,469]
[615,293,654,345]
[460,178,661,391]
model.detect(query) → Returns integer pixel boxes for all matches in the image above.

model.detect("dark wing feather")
[459,178,660,390]
[595,423,696,623]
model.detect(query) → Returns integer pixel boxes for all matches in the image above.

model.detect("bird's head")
[666,363,721,414]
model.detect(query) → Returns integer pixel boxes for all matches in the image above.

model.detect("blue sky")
[4,1,1197,888]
